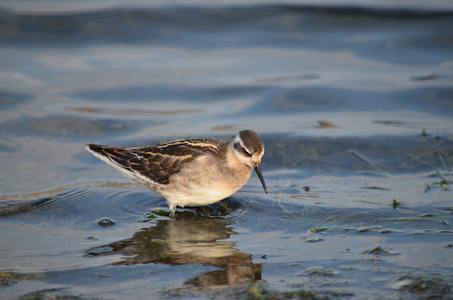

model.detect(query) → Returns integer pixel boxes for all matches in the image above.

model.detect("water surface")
[1,1,453,299]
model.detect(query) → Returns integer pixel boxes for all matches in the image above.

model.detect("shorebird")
[86,130,267,216]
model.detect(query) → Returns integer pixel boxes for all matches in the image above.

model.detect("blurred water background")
[1,0,453,299]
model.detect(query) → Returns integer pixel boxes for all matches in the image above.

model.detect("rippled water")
[1,1,453,299]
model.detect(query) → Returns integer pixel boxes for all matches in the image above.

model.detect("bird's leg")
[169,204,177,217]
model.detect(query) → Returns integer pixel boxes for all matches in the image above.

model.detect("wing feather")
[86,138,224,185]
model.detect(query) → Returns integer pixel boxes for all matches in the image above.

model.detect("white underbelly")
[157,155,252,208]
[164,185,235,207]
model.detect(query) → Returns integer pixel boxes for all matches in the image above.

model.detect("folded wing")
[86,138,222,185]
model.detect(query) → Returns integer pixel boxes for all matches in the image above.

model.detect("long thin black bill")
[254,164,268,194]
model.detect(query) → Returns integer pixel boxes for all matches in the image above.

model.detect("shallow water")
[1,1,453,299]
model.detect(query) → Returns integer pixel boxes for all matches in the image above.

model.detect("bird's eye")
[243,148,252,156]
[234,142,252,157]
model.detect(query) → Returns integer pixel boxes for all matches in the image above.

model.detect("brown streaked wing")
[130,149,193,185]
[90,145,135,173]
[131,138,224,185]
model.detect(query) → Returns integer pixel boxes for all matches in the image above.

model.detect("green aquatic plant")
[138,213,157,223]
[349,150,392,177]
[407,132,452,192]
[421,128,427,137]
[392,199,402,209]
[440,178,449,191]
[0,271,45,281]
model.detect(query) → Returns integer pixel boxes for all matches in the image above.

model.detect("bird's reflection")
[86,209,262,290]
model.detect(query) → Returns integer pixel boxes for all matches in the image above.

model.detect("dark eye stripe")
[234,142,252,157]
